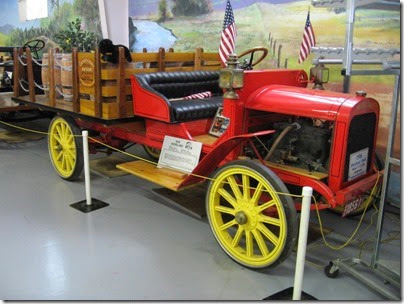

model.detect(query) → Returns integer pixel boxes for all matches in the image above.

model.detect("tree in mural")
[7,27,50,46]
[73,0,102,40]
[171,0,212,16]
[158,0,168,21]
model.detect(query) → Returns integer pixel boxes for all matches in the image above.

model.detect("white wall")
[102,0,129,46]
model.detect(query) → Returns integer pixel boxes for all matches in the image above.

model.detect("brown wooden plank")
[165,52,195,62]
[158,47,165,72]
[194,48,203,70]
[101,85,132,97]
[165,66,194,72]
[201,53,220,61]
[117,47,127,118]
[13,48,20,98]
[193,134,217,146]
[200,66,221,71]
[48,49,56,107]
[25,49,36,102]
[264,161,329,180]
[101,68,159,80]
[116,160,188,191]
[94,48,102,117]
[72,48,79,113]
[131,52,159,62]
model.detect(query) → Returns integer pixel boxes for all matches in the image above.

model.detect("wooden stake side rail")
[13,47,221,120]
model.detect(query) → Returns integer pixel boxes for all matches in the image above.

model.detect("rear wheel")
[143,145,161,161]
[206,160,297,269]
[48,115,83,181]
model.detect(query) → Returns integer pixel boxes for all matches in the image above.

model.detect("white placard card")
[157,136,202,173]
[348,147,369,181]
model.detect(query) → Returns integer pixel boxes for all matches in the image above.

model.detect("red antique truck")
[10,43,382,269]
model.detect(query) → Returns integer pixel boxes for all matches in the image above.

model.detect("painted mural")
[128,0,400,159]
[0,0,102,51]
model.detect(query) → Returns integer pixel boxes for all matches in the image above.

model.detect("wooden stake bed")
[117,160,189,192]
[0,93,34,113]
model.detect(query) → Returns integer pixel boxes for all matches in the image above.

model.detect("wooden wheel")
[206,160,297,269]
[48,115,83,181]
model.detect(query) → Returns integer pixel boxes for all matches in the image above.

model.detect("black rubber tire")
[48,115,84,181]
[206,159,298,270]
[324,262,339,278]
[143,145,161,161]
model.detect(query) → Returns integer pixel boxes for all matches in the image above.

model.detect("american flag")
[219,0,237,66]
[298,10,316,64]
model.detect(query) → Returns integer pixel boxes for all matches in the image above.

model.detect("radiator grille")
[344,113,376,181]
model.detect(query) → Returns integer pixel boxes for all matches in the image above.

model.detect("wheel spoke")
[65,154,72,172]
[56,150,63,161]
[65,145,76,159]
[65,154,74,171]
[219,219,237,231]
[245,230,254,257]
[218,188,238,208]
[61,154,66,171]
[257,223,279,246]
[53,134,62,144]
[227,175,243,200]
[214,205,236,215]
[242,174,250,201]
[259,214,281,226]
[231,226,244,247]
[250,183,263,206]
[56,125,63,139]
[257,199,276,212]
[252,229,269,256]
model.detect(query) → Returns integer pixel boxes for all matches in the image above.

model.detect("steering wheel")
[23,39,45,59]
[238,47,268,70]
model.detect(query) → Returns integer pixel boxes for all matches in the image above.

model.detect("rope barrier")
[34,81,47,91]
[55,86,73,99]
[18,79,30,92]
[31,56,45,67]
[0,118,382,252]
[18,55,27,66]
[54,57,72,71]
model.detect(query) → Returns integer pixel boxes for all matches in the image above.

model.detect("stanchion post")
[69,131,109,213]
[292,186,313,300]
[82,130,92,205]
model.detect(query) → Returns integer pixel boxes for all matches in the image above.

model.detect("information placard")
[348,147,369,181]
[157,136,202,173]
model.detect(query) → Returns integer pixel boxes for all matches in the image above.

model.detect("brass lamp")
[310,62,329,90]
[219,53,244,99]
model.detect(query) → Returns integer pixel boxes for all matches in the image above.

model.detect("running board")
[116,160,189,191]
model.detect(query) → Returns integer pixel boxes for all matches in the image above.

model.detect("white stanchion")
[82,130,92,206]
[292,186,313,300]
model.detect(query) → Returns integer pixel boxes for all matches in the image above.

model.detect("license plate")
[342,196,365,217]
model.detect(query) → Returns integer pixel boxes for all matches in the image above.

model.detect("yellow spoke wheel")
[206,160,297,269]
[48,116,84,181]
[143,145,161,161]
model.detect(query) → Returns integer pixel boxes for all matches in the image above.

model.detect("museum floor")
[0,118,400,300]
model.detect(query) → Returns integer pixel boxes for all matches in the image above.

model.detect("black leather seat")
[135,71,222,122]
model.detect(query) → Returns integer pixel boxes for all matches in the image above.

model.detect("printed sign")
[348,147,369,181]
[78,58,95,88]
[158,136,202,173]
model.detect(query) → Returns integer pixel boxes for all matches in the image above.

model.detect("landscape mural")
[128,0,400,162]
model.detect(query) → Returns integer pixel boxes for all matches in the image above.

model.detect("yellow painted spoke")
[56,150,63,161]
[56,125,63,139]
[250,183,263,206]
[252,229,269,256]
[259,214,281,227]
[245,230,253,257]
[65,154,74,171]
[53,134,62,144]
[218,188,238,208]
[61,154,66,171]
[242,174,250,201]
[214,205,236,215]
[65,146,76,159]
[231,226,244,248]
[258,199,276,212]
[258,223,279,246]
[219,219,237,231]
[227,175,243,200]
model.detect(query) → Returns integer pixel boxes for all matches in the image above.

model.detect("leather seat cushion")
[170,96,223,122]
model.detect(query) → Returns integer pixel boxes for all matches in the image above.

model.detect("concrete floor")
[0,117,401,300]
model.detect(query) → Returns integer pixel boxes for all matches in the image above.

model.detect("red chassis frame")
[76,69,381,212]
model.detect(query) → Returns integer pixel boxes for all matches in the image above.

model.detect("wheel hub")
[235,211,248,225]
[235,202,259,230]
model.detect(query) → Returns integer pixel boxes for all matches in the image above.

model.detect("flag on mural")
[219,0,237,66]
[298,10,316,64]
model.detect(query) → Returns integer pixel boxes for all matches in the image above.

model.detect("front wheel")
[48,115,83,181]
[206,160,297,269]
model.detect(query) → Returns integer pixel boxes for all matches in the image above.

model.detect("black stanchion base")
[263,287,317,300]
[70,198,109,213]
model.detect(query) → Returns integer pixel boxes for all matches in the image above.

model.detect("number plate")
[342,196,365,217]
